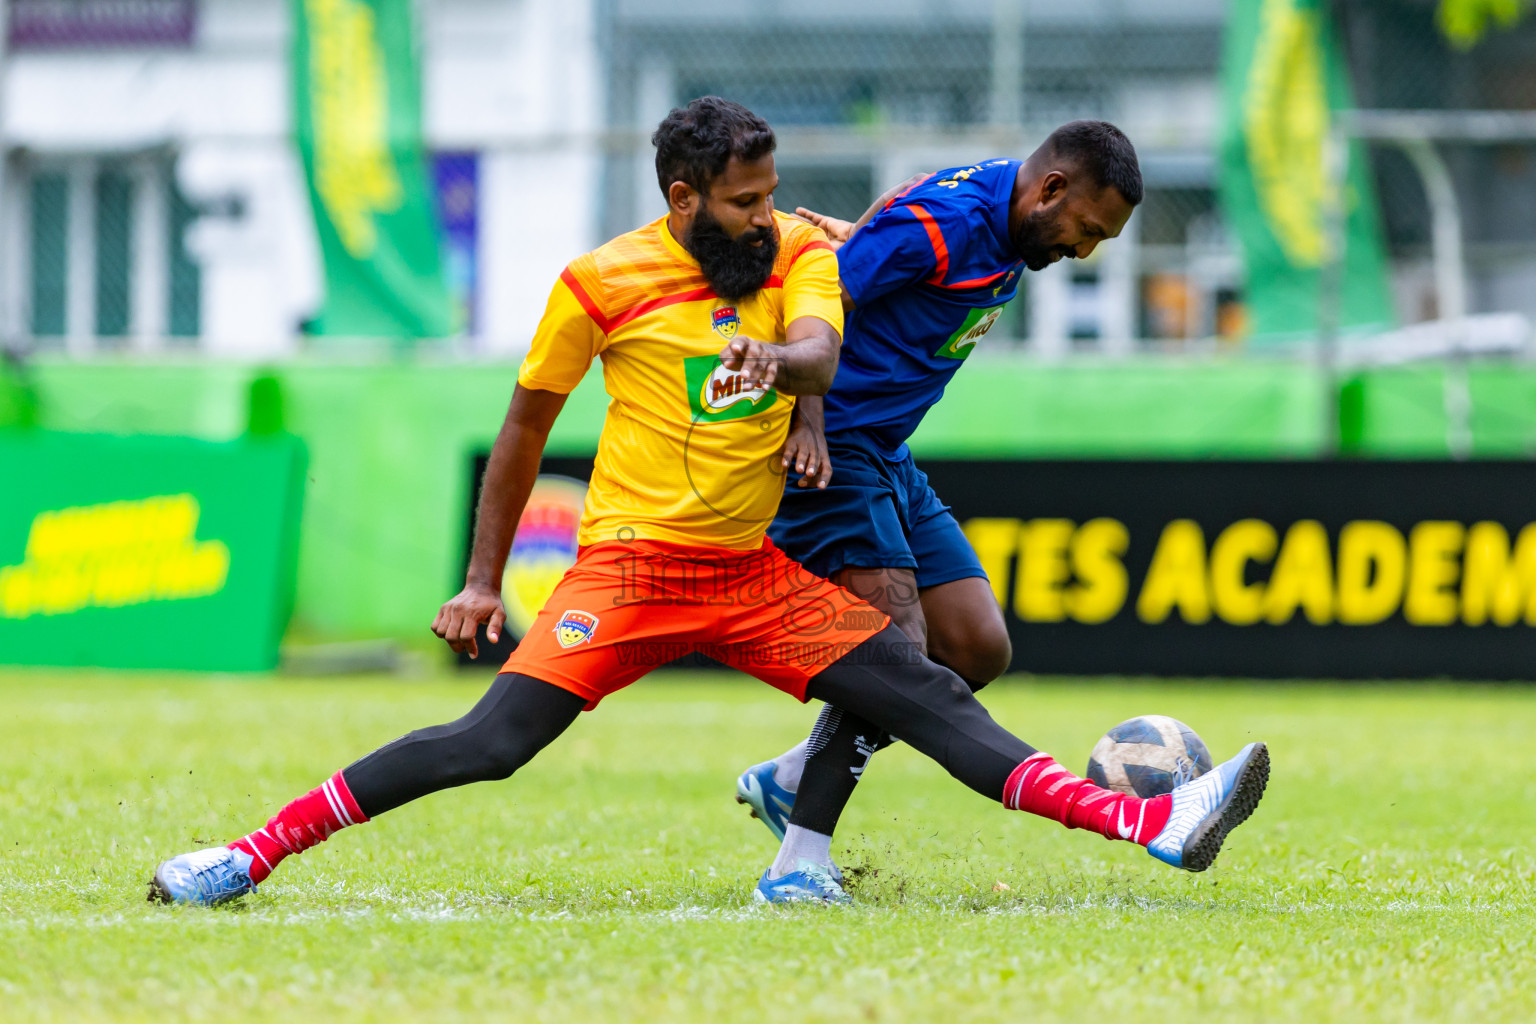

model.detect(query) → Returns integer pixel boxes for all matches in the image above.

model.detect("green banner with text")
[0,433,306,671]
[1217,0,1395,340]
[292,0,454,338]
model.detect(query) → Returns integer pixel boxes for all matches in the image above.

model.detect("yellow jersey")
[518,212,843,550]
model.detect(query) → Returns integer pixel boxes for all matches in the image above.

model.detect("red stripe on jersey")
[788,240,835,268]
[607,285,720,332]
[907,204,950,284]
[884,172,933,210]
[560,267,612,334]
[931,266,1018,291]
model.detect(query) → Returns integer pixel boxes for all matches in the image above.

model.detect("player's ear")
[1037,170,1069,209]
[667,180,699,216]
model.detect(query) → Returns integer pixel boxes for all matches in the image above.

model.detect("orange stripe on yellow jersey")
[519,212,843,550]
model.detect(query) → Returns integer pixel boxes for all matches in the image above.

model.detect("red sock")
[1003,752,1170,844]
[229,771,369,883]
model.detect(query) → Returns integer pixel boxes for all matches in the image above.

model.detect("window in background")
[27,173,68,338]
[15,156,201,351]
[94,166,134,343]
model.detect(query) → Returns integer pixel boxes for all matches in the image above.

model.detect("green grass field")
[4,668,1534,1022]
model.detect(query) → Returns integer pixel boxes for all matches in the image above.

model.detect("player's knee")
[451,745,517,784]
[433,726,539,785]
[930,620,1012,685]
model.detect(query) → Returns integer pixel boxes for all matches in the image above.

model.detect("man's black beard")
[685,206,779,301]
[1012,205,1077,271]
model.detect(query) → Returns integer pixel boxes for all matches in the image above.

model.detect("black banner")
[919,460,1536,680]
[456,454,594,669]
[460,455,1536,679]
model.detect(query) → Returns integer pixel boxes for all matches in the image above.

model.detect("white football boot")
[1145,741,1269,872]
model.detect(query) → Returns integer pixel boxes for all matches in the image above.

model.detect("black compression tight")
[789,669,990,837]
[342,673,587,818]
[339,626,1031,826]
[797,625,1035,827]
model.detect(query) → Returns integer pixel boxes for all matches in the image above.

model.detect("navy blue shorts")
[769,432,985,590]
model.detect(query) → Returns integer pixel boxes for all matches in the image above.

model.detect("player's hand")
[430,582,507,660]
[719,337,782,390]
[792,207,854,248]
[781,416,832,489]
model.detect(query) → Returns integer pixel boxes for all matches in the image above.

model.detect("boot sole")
[1180,742,1270,873]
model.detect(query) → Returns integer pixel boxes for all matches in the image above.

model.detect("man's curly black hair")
[652,96,776,198]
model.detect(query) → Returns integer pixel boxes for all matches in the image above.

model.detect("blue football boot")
[1146,741,1269,872]
[148,846,258,906]
[735,760,795,842]
[754,860,851,906]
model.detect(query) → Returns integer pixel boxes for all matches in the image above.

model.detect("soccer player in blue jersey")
[740,121,1144,899]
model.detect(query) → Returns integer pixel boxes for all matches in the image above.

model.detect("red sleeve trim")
[559,267,612,334]
[884,172,933,210]
[907,204,949,284]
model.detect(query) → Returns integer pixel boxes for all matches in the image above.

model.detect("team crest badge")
[711,306,740,340]
[554,609,599,648]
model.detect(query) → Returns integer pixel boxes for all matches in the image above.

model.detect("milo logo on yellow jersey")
[683,354,780,423]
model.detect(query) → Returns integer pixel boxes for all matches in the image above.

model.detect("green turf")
[3,668,1534,1022]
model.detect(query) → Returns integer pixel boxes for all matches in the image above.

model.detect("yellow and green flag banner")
[292,0,454,338]
[1217,0,1395,340]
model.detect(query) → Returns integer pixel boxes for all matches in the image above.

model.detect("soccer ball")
[1086,715,1214,798]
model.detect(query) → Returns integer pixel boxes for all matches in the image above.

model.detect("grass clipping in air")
[2,669,1534,1022]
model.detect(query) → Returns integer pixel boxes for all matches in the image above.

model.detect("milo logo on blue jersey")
[934,304,1008,361]
[683,354,780,423]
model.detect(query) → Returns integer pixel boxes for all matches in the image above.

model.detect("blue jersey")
[822,159,1024,458]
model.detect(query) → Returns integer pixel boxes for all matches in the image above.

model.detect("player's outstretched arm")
[431,385,568,658]
[794,172,926,252]
[718,314,840,397]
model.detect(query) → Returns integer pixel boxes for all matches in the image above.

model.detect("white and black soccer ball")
[1087,715,1214,798]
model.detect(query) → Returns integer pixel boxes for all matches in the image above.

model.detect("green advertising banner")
[292,0,454,338]
[0,432,306,671]
[1217,0,1396,340]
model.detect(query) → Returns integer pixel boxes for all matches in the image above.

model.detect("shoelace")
[798,865,842,896]
[189,855,251,898]
[1171,757,1202,790]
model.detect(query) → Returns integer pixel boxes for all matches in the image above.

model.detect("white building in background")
[0,0,603,358]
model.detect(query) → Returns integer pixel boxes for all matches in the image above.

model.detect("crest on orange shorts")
[554,609,599,648]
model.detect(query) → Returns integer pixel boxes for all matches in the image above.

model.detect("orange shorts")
[501,538,890,708]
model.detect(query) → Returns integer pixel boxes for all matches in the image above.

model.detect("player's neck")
[665,212,694,255]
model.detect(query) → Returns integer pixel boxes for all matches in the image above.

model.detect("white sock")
[771,740,808,793]
[769,824,833,879]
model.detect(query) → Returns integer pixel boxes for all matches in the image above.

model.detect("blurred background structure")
[3,0,1536,667]
[5,0,1536,359]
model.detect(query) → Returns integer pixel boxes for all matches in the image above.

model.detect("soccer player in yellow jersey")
[150,98,1267,908]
